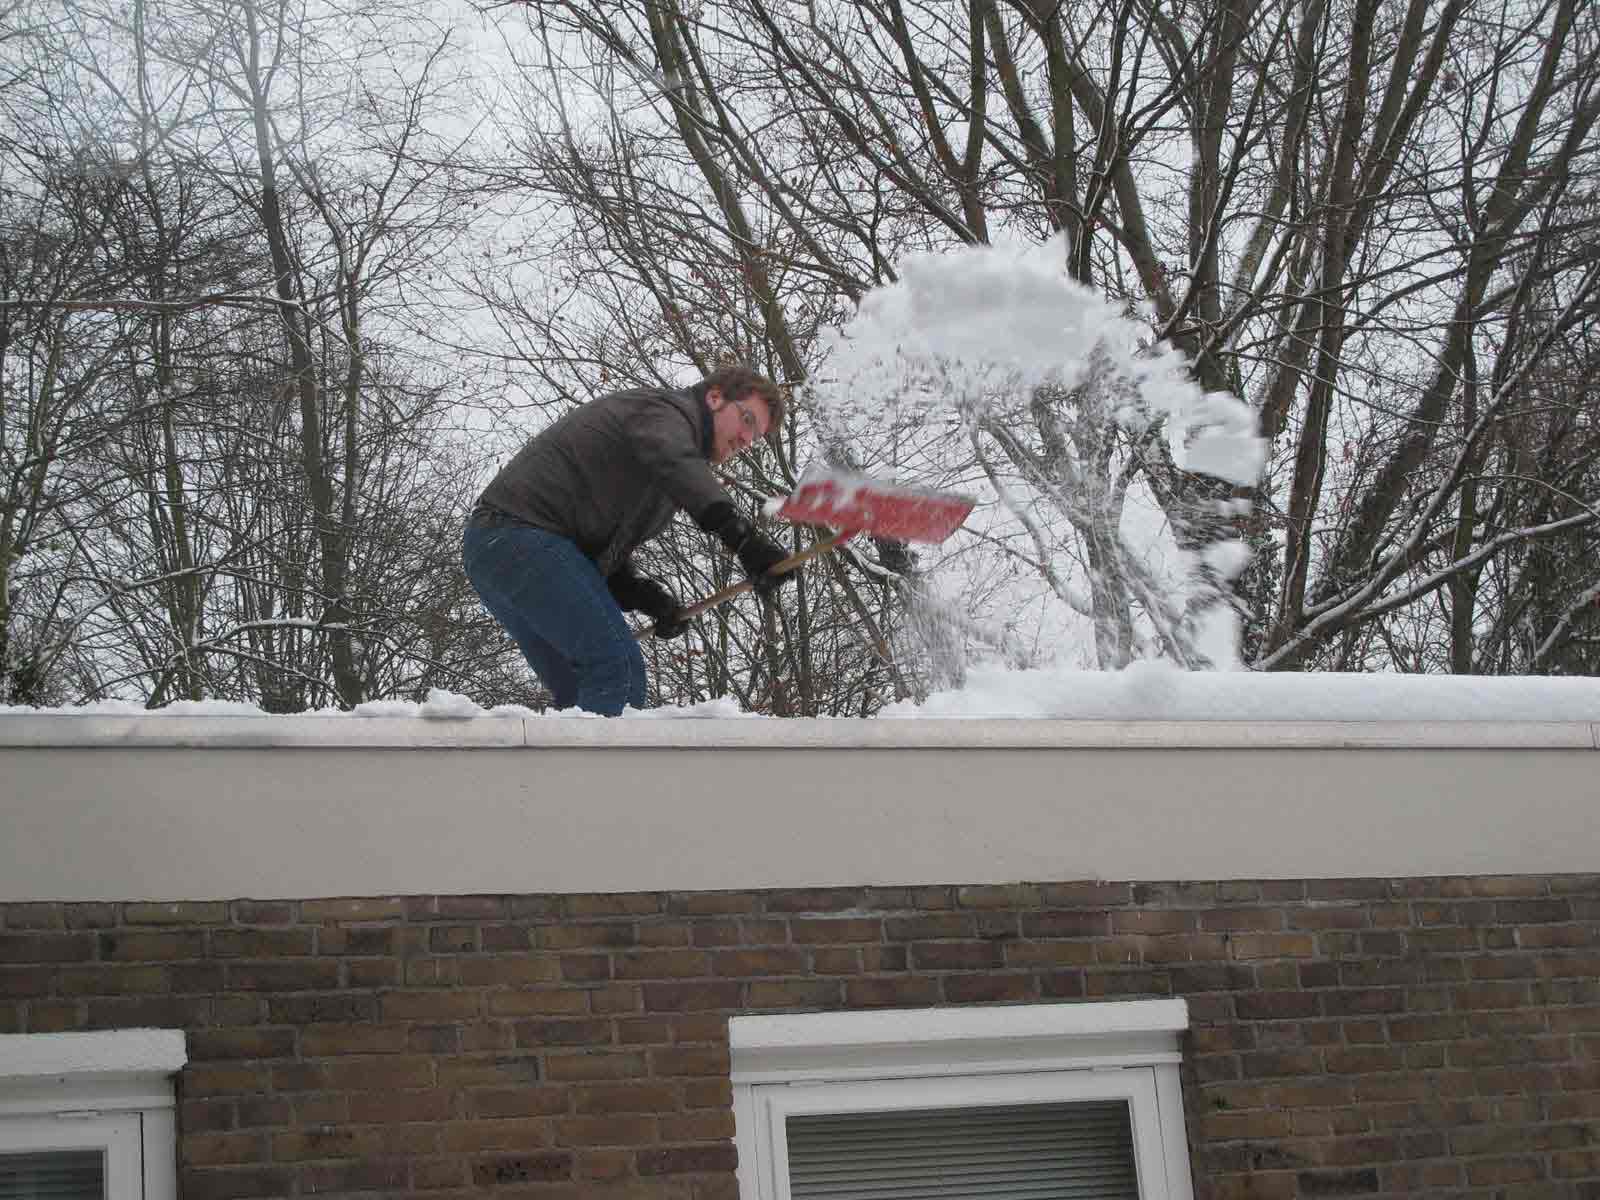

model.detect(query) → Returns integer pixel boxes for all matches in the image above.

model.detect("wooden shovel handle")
[637,529,853,639]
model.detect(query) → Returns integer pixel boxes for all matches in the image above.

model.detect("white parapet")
[1,716,1597,902]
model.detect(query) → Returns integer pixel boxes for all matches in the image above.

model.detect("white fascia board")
[0,1029,188,1082]
[730,1000,1188,1083]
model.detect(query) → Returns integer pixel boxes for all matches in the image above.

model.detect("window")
[0,1032,185,1200]
[730,1000,1193,1200]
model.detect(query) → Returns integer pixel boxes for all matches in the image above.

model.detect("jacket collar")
[688,381,714,458]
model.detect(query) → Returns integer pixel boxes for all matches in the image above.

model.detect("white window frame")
[730,999,1194,1200]
[0,1030,186,1200]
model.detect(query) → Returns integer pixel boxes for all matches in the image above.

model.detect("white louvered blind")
[0,1151,105,1200]
[785,1100,1140,1200]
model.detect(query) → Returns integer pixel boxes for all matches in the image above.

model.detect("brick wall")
[3,876,1599,1199]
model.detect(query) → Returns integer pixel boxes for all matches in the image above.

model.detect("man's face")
[707,387,772,464]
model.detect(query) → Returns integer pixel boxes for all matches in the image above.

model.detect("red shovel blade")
[773,466,974,543]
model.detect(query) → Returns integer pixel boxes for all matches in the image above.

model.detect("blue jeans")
[462,521,647,715]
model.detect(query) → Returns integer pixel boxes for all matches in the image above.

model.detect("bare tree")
[470,0,1600,691]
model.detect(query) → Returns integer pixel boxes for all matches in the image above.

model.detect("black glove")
[606,567,690,639]
[697,501,793,597]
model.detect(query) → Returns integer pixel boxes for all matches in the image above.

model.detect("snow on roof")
[1,662,1596,727]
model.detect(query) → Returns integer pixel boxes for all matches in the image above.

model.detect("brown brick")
[412,1158,468,1189]
[746,980,842,1008]
[225,961,340,991]
[1519,925,1598,949]
[98,934,203,966]
[861,945,909,972]
[1111,910,1197,935]
[483,925,533,951]
[638,921,694,948]
[651,1046,729,1077]
[561,954,612,982]
[789,918,882,944]
[911,941,1005,970]
[301,897,405,922]
[181,1132,270,1167]
[182,1100,235,1134]
[659,1111,736,1142]
[210,928,315,957]
[556,1114,658,1146]
[766,889,864,913]
[541,923,637,950]
[1236,992,1321,1020]
[189,1029,296,1061]
[1296,1168,1379,1195]
[1,966,57,996]
[683,1078,733,1109]
[590,984,643,1013]
[511,1018,609,1048]
[885,914,972,940]
[576,1083,681,1115]
[297,1162,409,1193]
[957,884,1042,909]
[86,996,207,1028]
[461,957,562,986]
[1324,1045,1406,1074]
[0,933,94,963]
[268,993,376,1024]
[545,1051,648,1081]
[690,920,745,948]
[574,1149,633,1182]
[712,948,807,976]
[1240,1049,1323,1078]
[183,1063,271,1097]
[669,891,764,916]
[1323,989,1405,1016]
[470,1087,570,1119]
[380,989,483,1020]
[935,969,1036,1002]
[1229,934,1317,960]
[271,1125,388,1161]
[637,1144,738,1175]
[300,1022,408,1056]
[565,893,663,917]
[4,904,64,930]
[1307,880,1389,902]
[614,949,712,979]
[425,925,476,953]
[471,1152,573,1185]
[125,901,228,925]
[487,988,588,1016]
[235,1097,292,1127]
[644,981,743,1012]
[1135,882,1221,907]
[1039,971,1087,999]
[436,1054,538,1091]
[347,1089,454,1123]
[1040,882,1133,906]
[321,1056,434,1090]
[179,1168,293,1200]
[616,1017,674,1044]
[230,900,293,925]
[317,925,396,955]
[845,977,941,1007]
[442,1117,554,1151]
[811,948,863,974]
[1005,941,1097,968]
[1022,911,1111,938]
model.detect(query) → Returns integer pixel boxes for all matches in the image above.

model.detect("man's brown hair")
[704,364,786,444]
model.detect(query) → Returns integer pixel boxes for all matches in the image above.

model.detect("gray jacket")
[477,384,730,577]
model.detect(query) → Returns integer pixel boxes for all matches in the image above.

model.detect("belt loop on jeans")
[469,502,516,529]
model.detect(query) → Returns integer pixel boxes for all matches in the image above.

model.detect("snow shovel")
[640,466,975,637]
